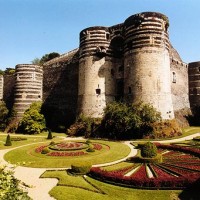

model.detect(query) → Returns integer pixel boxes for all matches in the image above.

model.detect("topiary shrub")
[86,147,95,152]
[71,163,92,175]
[41,147,50,154]
[47,129,53,139]
[141,142,157,158]
[5,134,12,146]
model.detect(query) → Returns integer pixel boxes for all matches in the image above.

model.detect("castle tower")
[14,64,43,118]
[0,75,3,100]
[78,26,116,118]
[123,12,174,119]
[188,61,200,108]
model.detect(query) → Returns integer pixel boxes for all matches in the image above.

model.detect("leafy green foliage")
[141,142,158,158]
[0,101,9,131]
[40,52,60,64]
[151,119,182,138]
[5,134,12,146]
[0,165,31,200]
[18,102,46,134]
[67,114,101,138]
[101,101,161,139]
[71,163,92,175]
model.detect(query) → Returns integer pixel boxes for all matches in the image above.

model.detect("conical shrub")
[47,129,53,139]
[5,134,12,146]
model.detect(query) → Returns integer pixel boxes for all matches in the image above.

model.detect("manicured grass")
[0,132,66,150]
[4,140,131,168]
[41,170,181,200]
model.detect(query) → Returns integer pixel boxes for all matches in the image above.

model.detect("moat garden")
[0,127,200,200]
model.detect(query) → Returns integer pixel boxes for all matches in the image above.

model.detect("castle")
[0,12,200,129]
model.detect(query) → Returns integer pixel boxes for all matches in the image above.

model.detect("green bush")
[41,147,50,154]
[151,119,182,138]
[71,163,91,175]
[141,142,157,158]
[0,165,31,199]
[86,147,95,152]
[0,101,9,131]
[5,134,12,146]
[101,101,161,139]
[67,114,101,137]
[129,154,162,163]
[18,102,46,134]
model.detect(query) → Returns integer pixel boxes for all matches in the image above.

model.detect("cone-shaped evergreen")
[47,129,53,139]
[5,134,12,146]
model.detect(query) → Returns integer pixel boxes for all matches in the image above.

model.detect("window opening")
[172,72,176,83]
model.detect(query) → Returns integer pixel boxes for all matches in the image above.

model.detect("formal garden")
[0,101,200,199]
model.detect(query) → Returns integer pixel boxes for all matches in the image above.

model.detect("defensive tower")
[123,12,174,119]
[188,61,200,108]
[14,64,43,118]
[78,26,116,117]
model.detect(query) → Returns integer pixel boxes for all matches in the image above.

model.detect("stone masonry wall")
[0,75,3,100]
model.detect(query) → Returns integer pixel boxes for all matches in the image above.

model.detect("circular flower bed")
[49,142,88,151]
[89,144,200,189]
[35,141,110,157]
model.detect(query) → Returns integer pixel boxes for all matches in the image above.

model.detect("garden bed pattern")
[35,141,110,157]
[89,144,200,189]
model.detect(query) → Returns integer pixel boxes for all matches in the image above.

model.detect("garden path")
[0,133,199,200]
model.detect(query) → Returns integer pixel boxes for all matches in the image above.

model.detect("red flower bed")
[47,151,87,157]
[93,143,103,151]
[35,145,47,153]
[168,163,200,171]
[89,166,200,189]
[129,165,148,179]
[155,143,200,157]
[150,164,174,178]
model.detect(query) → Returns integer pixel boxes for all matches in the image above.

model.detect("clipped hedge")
[129,154,163,164]
[71,163,92,175]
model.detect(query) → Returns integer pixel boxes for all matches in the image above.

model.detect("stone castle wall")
[188,61,200,108]
[1,11,196,129]
[0,75,3,100]
[42,49,79,129]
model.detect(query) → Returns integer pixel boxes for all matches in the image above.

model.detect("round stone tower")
[124,12,174,119]
[0,75,3,100]
[78,26,116,118]
[188,61,200,108]
[14,64,43,118]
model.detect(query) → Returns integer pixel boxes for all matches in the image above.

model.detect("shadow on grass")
[179,178,200,200]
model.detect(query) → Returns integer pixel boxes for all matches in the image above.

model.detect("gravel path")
[0,133,199,200]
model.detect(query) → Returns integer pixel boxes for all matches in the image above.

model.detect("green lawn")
[41,170,181,200]
[0,132,65,150]
[4,140,130,168]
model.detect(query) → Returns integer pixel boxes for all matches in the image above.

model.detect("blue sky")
[0,0,199,70]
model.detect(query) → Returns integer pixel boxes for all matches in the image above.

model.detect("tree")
[101,101,161,139]
[40,52,60,64]
[18,102,46,134]
[31,58,41,65]
[0,101,9,131]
